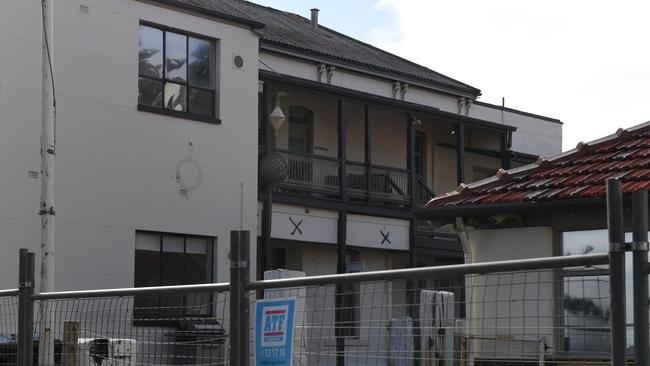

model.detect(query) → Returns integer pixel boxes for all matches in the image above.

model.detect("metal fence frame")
[2,184,649,366]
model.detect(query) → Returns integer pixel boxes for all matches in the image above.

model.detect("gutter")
[415,197,606,220]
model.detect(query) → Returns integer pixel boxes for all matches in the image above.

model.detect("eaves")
[415,197,605,220]
[260,42,481,100]
[260,70,517,134]
[141,0,266,30]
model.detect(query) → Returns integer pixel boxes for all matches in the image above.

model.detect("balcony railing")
[272,149,437,205]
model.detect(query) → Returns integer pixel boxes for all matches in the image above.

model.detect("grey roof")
[157,0,482,97]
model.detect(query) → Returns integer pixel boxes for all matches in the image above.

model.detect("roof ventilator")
[311,8,319,30]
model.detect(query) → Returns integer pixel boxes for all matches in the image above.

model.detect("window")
[561,230,645,352]
[138,23,218,122]
[338,250,363,338]
[134,231,215,322]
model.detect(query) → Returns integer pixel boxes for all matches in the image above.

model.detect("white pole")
[39,0,55,365]
[39,0,55,295]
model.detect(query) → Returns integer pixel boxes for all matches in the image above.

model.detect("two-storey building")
[0,1,562,361]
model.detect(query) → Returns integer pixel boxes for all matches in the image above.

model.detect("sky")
[252,0,650,151]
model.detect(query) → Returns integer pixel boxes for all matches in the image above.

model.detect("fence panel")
[0,294,19,365]
[31,289,229,366]
[247,255,613,366]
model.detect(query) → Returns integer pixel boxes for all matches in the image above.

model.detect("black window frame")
[137,21,221,124]
[133,230,216,326]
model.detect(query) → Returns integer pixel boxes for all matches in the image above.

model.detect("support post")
[17,249,35,366]
[407,114,416,207]
[632,189,649,366]
[338,99,348,201]
[364,105,372,201]
[260,82,275,278]
[606,179,627,365]
[455,124,465,185]
[63,321,79,366]
[230,231,250,366]
[335,209,347,366]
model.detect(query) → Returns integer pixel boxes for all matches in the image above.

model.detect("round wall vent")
[233,55,244,69]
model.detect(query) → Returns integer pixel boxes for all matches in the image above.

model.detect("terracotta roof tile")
[426,122,650,208]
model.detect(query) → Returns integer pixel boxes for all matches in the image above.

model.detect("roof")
[156,0,482,97]
[152,0,266,28]
[426,121,650,210]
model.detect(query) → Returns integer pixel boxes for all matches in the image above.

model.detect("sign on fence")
[255,298,296,366]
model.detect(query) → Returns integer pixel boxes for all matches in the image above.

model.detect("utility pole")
[39,0,56,364]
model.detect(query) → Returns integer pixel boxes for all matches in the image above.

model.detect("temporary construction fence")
[0,182,647,365]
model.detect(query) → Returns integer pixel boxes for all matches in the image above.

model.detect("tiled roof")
[157,0,482,97]
[426,122,650,208]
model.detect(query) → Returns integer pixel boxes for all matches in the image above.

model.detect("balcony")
[272,149,433,206]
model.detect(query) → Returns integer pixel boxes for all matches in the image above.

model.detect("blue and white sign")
[255,298,296,366]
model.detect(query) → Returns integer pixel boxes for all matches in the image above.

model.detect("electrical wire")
[40,0,57,146]
[41,0,56,108]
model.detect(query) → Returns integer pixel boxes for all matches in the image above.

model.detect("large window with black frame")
[138,23,217,121]
[134,231,215,322]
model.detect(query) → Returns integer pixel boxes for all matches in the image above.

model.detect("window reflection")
[188,37,213,88]
[165,32,187,82]
[562,229,644,349]
[138,26,163,78]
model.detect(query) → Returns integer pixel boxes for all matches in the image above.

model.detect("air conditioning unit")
[78,338,136,366]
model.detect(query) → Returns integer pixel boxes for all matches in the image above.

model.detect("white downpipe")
[39,0,55,364]
[454,217,474,366]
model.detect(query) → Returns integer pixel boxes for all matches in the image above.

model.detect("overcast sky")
[253,0,650,151]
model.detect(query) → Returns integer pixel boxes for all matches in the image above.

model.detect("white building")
[0,1,563,362]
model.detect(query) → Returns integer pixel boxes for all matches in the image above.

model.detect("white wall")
[0,0,259,290]
[465,226,556,360]
[470,103,563,157]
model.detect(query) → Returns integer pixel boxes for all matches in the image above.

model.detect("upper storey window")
[138,23,218,123]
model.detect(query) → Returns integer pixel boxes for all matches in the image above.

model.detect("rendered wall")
[0,0,259,290]
[466,226,556,360]
[470,103,563,157]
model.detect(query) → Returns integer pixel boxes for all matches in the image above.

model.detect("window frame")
[133,230,216,326]
[137,21,221,124]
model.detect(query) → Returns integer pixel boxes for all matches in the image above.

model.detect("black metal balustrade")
[272,149,435,205]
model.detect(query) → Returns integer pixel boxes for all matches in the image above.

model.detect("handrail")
[274,148,339,162]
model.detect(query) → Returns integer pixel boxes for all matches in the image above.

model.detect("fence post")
[63,321,79,366]
[230,230,250,366]
[632,189,649,366]
[606,179,627,365]
[17,249,35,366]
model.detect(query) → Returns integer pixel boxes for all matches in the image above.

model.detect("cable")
[41,0,57,146]
[41,0,56,108]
